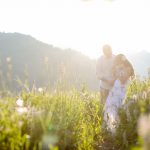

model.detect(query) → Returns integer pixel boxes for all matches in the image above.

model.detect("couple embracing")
[96,45,134,132]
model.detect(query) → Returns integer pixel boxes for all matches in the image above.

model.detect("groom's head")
[102,44,112,58]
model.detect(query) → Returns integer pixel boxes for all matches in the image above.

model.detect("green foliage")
[0,88,102,150]
[1,77,150,149]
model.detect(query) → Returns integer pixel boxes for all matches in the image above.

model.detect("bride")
[103,54,134,133]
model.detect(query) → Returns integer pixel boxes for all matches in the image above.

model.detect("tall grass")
[1,57,150,149]
[0,88,103,150]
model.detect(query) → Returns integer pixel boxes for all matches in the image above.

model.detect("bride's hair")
[113,54,135,79]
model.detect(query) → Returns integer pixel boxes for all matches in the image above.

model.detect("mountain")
[128,51,150,77]
[0,32,98,91]
[0,32,149,91]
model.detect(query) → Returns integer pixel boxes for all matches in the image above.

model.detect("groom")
[96,44,115,104]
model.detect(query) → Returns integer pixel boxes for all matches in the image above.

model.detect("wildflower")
[132,94,138,101]
[16,107,28,114]
[6,57,11,63]
[38,87,44,93]
[16,98,24,107]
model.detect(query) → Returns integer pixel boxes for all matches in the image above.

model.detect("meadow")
[1,76,150,150]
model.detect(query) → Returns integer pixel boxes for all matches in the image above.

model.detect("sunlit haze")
[0,0,150,58]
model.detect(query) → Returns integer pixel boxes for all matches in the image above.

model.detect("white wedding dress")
[104,79,129,133]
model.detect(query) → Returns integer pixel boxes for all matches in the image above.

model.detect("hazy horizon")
[0,0,150,58]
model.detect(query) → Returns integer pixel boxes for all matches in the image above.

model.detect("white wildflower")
[16,107,28,114]
[16,98,24,107]
[38,88,44,93]
[6,57,11,63]
[132,94,138,101]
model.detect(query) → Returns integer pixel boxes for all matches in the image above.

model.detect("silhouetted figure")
[96,44,115,104]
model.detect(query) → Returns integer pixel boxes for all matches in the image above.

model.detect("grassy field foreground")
[1,78,150,150]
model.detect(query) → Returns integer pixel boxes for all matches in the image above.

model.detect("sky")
[0,0,150,58]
